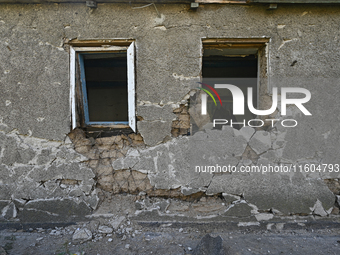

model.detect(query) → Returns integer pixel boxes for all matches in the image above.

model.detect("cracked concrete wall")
[0,129,98,222]
[0,3,340,223]
[112,127,336,216]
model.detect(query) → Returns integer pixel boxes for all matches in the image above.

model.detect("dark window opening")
[80,52,128,124]
[202,49,258,130]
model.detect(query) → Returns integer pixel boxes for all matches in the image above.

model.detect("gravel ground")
[1,221,340,255]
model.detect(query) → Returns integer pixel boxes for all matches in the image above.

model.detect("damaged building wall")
[0,3,340,224]
[0,129,99,222]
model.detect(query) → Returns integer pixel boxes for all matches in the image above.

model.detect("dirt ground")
[1,221,340,255]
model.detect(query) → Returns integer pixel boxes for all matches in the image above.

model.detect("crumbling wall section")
[0,129,98,223]
[109,127,336,217]
[66,122,337,220]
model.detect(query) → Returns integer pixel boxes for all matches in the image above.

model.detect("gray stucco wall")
[0,3,340,223]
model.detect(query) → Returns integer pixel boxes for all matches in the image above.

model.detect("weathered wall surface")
[1,3,340,223]
[0,129,99,222]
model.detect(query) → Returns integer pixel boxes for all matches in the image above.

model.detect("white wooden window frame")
[69,42,136,132]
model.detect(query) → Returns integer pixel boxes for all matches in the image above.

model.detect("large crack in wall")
[67,111,338,220]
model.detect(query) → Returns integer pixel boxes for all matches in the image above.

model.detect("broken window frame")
[70,41,136,132]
